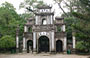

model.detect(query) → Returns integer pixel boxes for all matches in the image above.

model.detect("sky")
[0,0,68,16]
[0,0,25,14]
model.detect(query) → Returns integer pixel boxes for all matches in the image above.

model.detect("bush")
[76,41,86,51]
[0,35,16,51]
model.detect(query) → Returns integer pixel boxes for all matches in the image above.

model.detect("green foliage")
[0,2,20,37]
[71,0,90,52]
[72,0,90,37]
[0,2,26,44]
[64,17,77,43]
[19,14,26,41]
[0,2,26,38]
[1,2,15,10]
[0,35,15,49]
[76,41,86,50]
[57,26,61,32]
[61,0,90,52]
[80,0,90,12]
[72,12,90,22]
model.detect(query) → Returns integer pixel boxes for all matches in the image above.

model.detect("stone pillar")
[23,37,26,52]
[16,35,19,53]
[73,34,76,49]
[16,26,19,53]
[47,16,50,24]
[50,32,52,52]
[51,15,53,24]
[24,26,28,32]
[63,37,67,52]
[72,32,76,53]
[16,36,19,48]
[33,32,37,53]
[62,25,65,32]
[51,31,55,53]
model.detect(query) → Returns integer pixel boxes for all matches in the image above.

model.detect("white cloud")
[0,0,68,16]
[0,0,24,14]
[0,0,56,14]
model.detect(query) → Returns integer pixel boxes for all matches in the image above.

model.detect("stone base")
[33,51,37,54]
[23,49,27,53]
[16,48,19,53]
[50,51,56,54]
[33,49,37,54]
[71,49,76,54]
[63,50,67,54]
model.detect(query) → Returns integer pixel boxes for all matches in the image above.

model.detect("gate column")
[51,31,55,53]
[33,32,37,53]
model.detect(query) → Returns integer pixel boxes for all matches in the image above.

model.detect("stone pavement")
[0,53,89,58]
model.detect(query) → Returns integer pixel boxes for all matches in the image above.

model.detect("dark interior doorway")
[27,40,33,53]
[56,40,63,53]
[38,36,49,53]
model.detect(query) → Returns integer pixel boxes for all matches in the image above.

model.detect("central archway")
[56,40,63,53]
[38,36,49,52]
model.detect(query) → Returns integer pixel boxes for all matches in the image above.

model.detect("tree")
[0,2,25,38]
[64,17,76,43]
[58,0,90,53]
[76,41,86,50]
[0,2,26,51]
[0,35,15,51]
[72,0,90,52]
[54,0,69,17]
[0,2,18,37]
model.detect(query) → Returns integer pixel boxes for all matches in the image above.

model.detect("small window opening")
[42,18,46,25]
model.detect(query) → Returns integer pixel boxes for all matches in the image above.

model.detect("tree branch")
[58,3,68,17]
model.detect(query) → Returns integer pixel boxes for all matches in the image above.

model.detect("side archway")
[56,40,63,53]
[27,40,33,53]
[38,36,49,52]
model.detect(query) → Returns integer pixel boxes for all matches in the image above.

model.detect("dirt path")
[0,53,89,58]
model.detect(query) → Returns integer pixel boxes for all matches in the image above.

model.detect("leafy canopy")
[0,35,15,49]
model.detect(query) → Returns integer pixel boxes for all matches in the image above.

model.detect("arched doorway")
[27,40,33,53]
[56,40,63,53]
[38,36,49,52]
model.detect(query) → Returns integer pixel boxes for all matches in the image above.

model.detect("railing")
[55,32,66,38]
[32,25,56,32]
[24,32,33,38]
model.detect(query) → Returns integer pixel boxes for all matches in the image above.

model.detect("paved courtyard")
[0,53,89,58]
